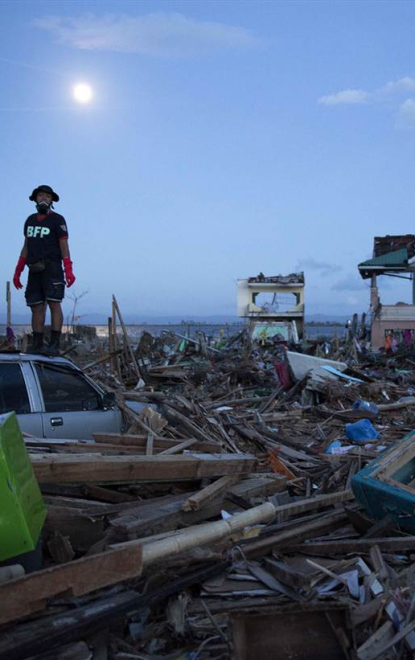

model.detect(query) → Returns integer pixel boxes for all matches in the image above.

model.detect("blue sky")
[1,0,415,321]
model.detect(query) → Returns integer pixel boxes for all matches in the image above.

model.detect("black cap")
[29,185,59,202]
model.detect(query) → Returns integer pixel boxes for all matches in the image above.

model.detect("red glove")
[63,257,76,287]
[13,256,26,289]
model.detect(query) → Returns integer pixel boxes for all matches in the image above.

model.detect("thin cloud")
[332,275,366,292]
[319,76,415,106]
[319,76,415,126]
[296,258,343,276]
[398,99,415,126]
[380,77,415,94]
[33,12,261,56]
[319,89,370,106]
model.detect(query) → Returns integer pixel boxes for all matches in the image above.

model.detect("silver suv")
[0,352,130,439]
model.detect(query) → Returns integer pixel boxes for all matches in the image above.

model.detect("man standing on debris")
[12,185,76,355]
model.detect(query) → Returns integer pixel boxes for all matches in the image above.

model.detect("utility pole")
[6,281,11,329]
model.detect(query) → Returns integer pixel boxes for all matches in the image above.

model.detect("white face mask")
[36,201,51,214]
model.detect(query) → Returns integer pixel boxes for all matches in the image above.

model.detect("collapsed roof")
[248,272,305,285]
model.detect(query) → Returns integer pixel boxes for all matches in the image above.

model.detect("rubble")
[4,324,415,658]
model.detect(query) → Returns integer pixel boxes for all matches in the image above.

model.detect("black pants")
[25,260,65,306]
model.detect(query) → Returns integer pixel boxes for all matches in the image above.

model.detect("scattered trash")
[346,418,380,442]
[353,399,379,415]
[2,312,415,659]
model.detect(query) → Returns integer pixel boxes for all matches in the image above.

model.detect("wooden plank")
[357,621,398,660]
[245,510,348,558]
[159,438,198,455]
[107,491,242,539]
[369,545,389,581]
[112,295,141,380]
[163,404,220,445]
[266,489,353,521]
[351,595,386,627]
[289,536,415,554]
[31,453,257,484]
[205,396,271,410]
[0,563,227,660]
[146,432,154,456]
[44,507,105,552]
[182,475,240,511]
[0,544,143,626]
[83,347,123,371]
[92,432,220,453]
[263,557,310,589]
[232,475,287,499]
[110,492,195,537]
[83,484,136,504]
[111,478,286,541]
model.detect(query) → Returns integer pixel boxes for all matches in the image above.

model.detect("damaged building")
[358,235,415,349]
[237,272,305,343]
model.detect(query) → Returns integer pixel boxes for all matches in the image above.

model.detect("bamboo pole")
[139,502,276,567]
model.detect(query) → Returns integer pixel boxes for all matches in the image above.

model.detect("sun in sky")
[73,83,93,104]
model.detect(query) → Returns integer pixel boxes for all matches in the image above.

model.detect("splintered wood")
[5,327,415,659]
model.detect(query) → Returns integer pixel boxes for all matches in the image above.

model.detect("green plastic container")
[0,412,46,561]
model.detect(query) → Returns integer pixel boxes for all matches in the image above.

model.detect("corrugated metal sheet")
[359,248,408,269]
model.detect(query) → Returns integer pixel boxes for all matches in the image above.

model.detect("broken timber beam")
[0,544,143,626]
[268,489,353,522]
[182,475,240,511]
[244,509,348,558]
[0,563,229,660]
[92,432,220,453]
[162,404,221,445]
[30,453,257,484]
[290,536,415,554]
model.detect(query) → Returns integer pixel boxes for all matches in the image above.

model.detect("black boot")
[44,330,61,357]
[30,332,45,354]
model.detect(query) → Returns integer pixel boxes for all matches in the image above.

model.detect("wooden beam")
[182,475,240,511]
[266,489,353,521]
[0,563,228,660]
[163,404,220,445]
[31,453,257,484]
[112,295,141,380]
[92,432,220,453]
[357,619,415,660]
[289,536,415,554]
[0,544,143,626]
[159,438,199,455]
[145,432,154,456]
[244,510,348,558]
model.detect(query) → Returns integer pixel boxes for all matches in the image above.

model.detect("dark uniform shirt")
[24,212,68,264]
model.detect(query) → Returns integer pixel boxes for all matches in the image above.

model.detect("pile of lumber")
[4,334,415,658]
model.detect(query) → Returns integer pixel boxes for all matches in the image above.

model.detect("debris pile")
[3,330,415,658]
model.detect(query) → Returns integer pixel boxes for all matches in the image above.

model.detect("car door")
[0,361,44,437]
[33,362,122,439]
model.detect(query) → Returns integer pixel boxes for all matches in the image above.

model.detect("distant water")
[93,323,244,340]
[1,322,346,341]
[305,325,346,339]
